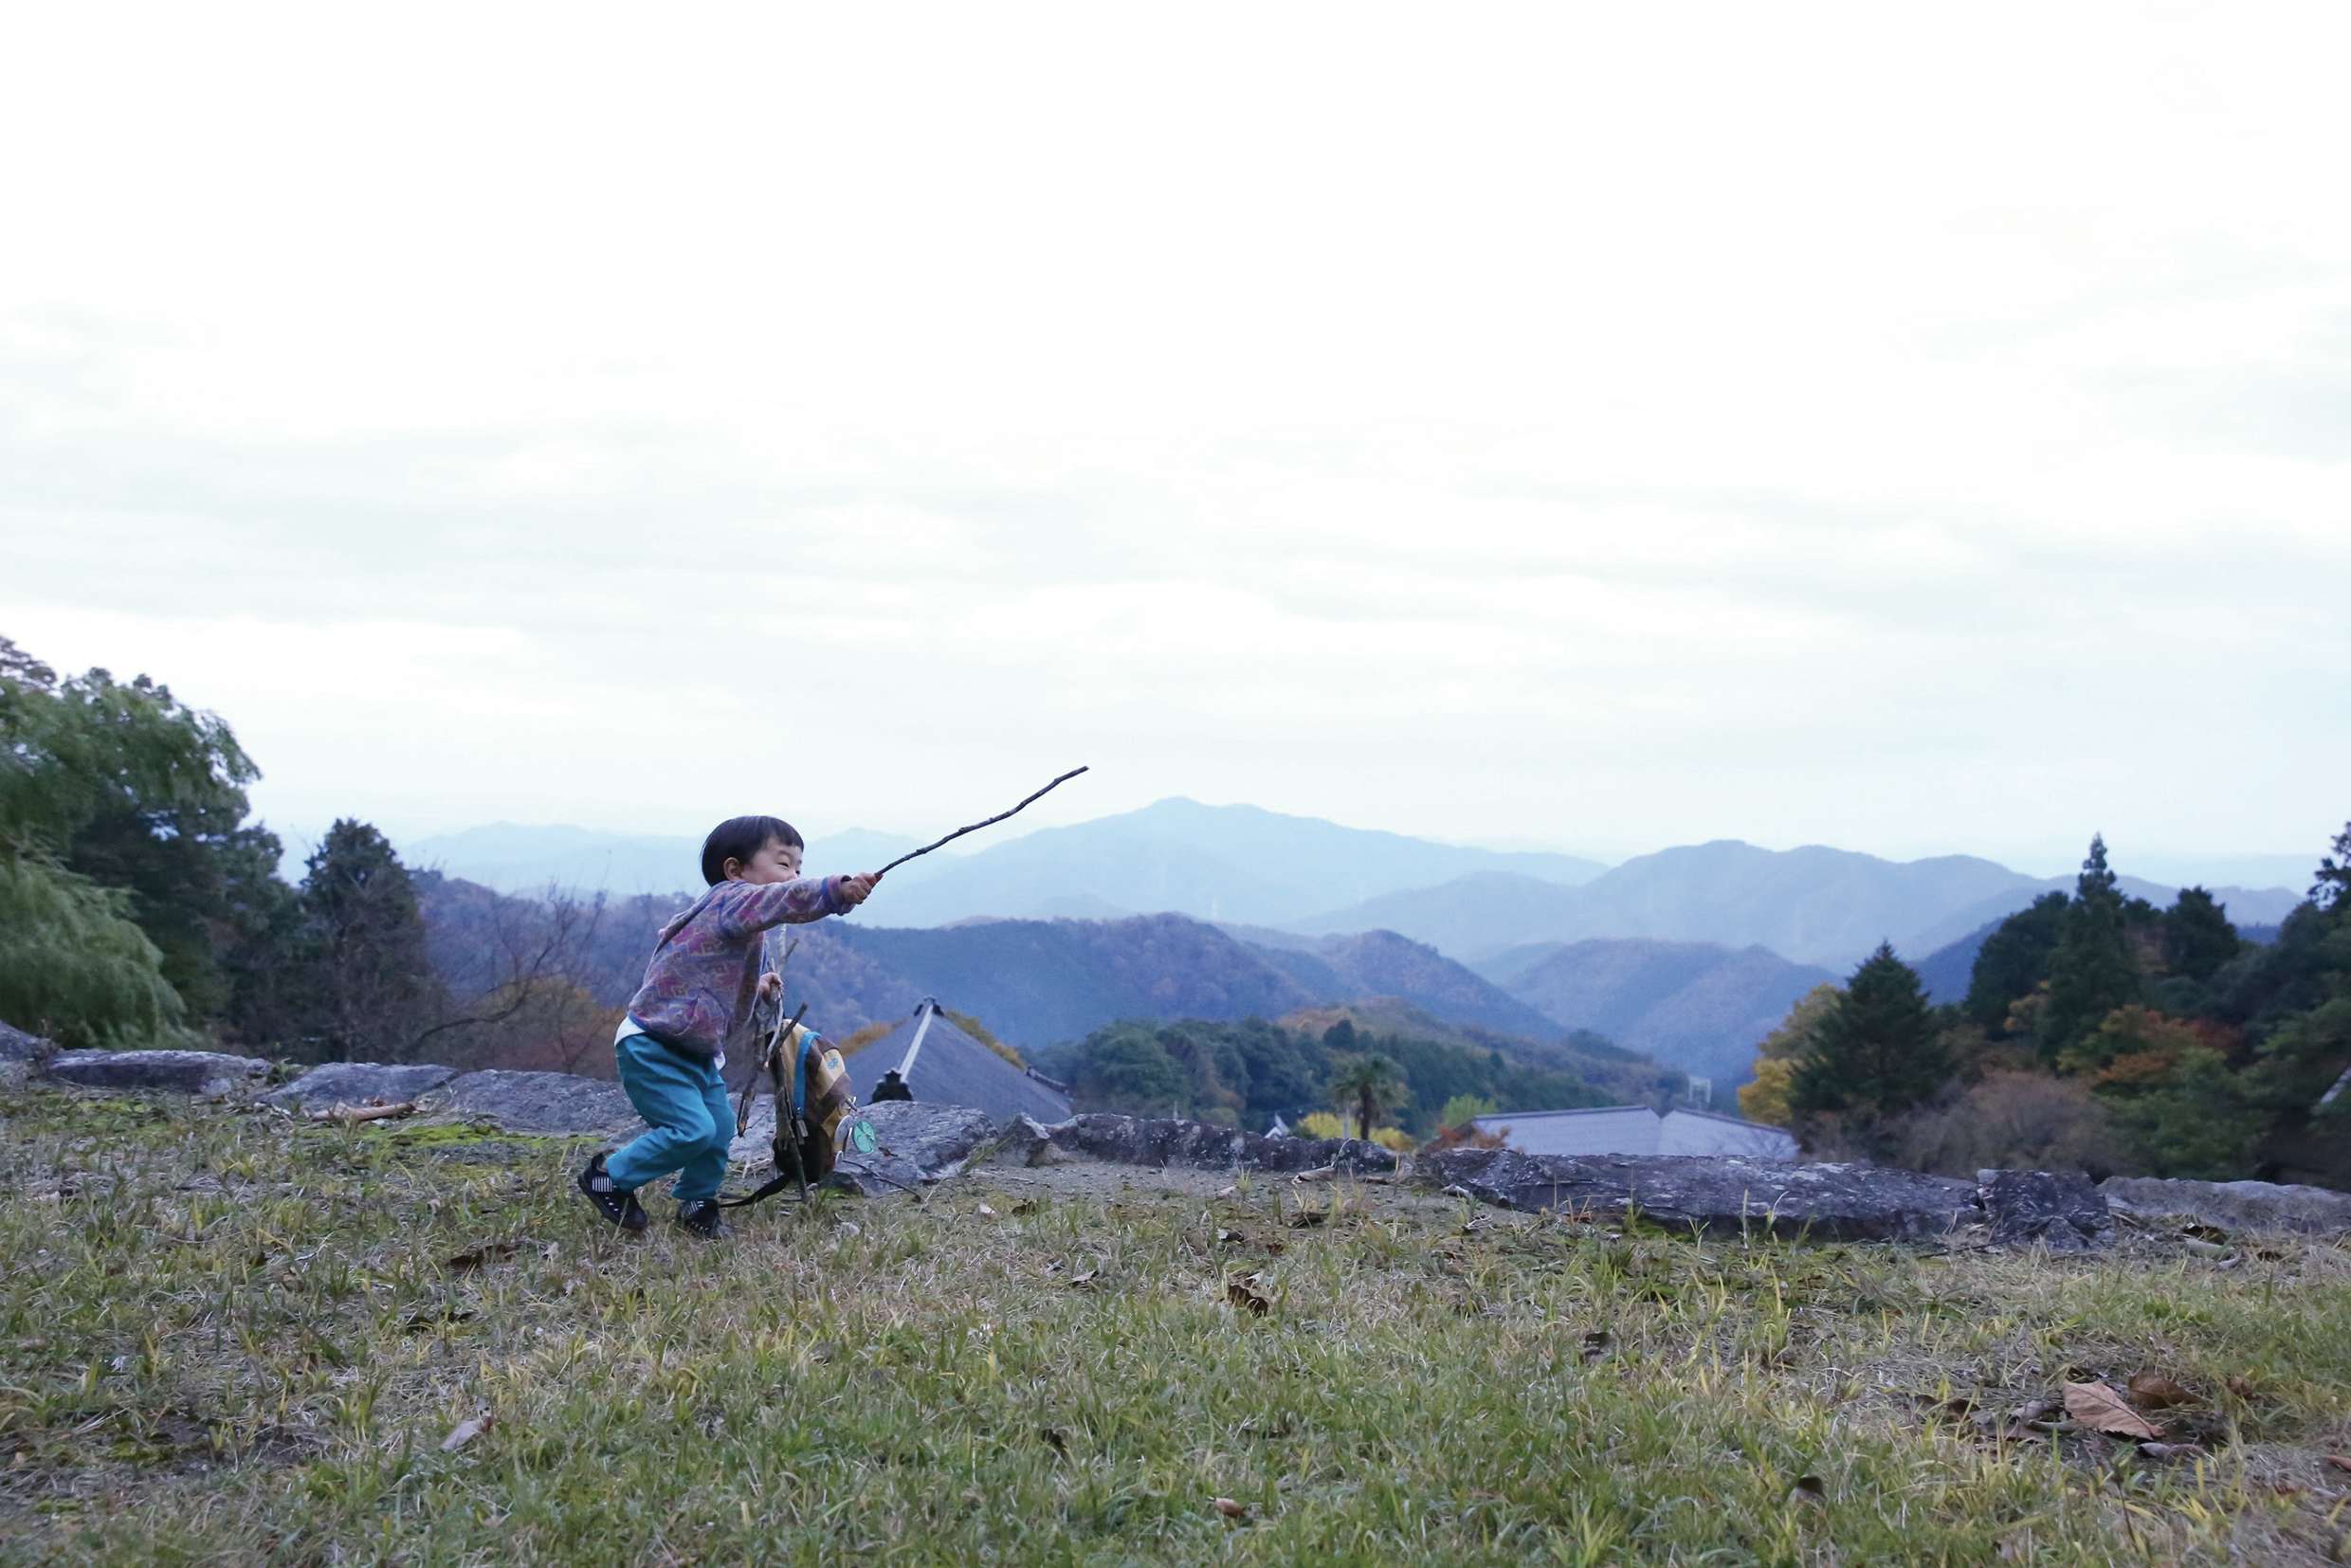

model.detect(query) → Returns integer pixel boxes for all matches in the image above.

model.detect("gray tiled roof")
[841,1004,1072,1125]
[1469,1104,1795,1159]
[1658,1108,1797,1158]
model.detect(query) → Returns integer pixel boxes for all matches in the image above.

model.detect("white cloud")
[2,1,2346,873]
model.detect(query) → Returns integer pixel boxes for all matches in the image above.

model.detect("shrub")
[1894,1072,2129,1177]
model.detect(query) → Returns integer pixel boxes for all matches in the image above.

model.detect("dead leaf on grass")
[444,1241,519,1272]
[2064,1381,2162,1440]
[2126,1371,2194,1411]
[975,1203,997,1220]
[2324,1455,2351,1476]
[1066,1268,1098,1289]
[1287,1209,1328,1230]
[1226,1276,1271,1317]
[1213,1184,1238,1199]
[1212,1497,1248,1521]
[439,1412,493,1452]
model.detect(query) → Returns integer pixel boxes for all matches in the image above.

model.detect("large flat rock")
[1420,1148,1984,1243]
[45,1048,268,1096]
[431,1069,642,1137]
[268,1062,460,1110]
[824,1101,998,1196]
[1004,1113,1400,1176]
[2101,1176,2351,1236]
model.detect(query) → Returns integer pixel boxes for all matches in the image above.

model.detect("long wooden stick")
[874,766,1089,876]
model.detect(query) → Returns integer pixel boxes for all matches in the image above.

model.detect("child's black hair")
[701,815,804,885]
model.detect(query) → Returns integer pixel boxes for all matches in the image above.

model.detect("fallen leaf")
[2064,1381,2162,1440]
[2179,1236,2233,1259]
[1213,1184,1239,1199]
[444,1241,519,1273]
[1287,1210,1328,1230]
[1212,1497,1248,1521]
[1226,1277,1271,1317]
[1066,1268,1098,1289]
[2126,1372,2194,1411]
[975,1204,997,1220]
[2010,1398,2057,1426]
[1786,1474,1826,1507]
[2225,1375,2255,1399]
[1215,1229,1242,1245]
[2325,1455,2351,1476]
[2136,1442,2207,1460]
[439,1412,492,1452]
[1293,1166,1338,1184]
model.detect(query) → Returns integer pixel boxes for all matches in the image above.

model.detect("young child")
[577,815,878,1238]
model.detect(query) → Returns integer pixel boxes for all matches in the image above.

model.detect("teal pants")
[607,1032,734,1204]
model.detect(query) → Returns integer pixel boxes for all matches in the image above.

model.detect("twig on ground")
[309,1101,417,1125]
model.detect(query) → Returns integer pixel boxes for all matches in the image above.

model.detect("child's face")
[726,836,804,885]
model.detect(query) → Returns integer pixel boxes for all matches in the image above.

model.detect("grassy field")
[3,1085,2349,1565]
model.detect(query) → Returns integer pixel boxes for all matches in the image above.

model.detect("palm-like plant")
[1328,1053,1406,1141]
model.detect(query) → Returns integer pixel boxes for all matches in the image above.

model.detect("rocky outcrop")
[2101,1176,2351,1236]
[0,1022,49,1087]
[1420,1148,1981,1241]
[268,1062,459,1110]
[1003,1113,1400,1176]
[45,1048,268,1097]
[1977,1169,2110,1252]
[823,1102,998,1196]
[428,1070,641,1137]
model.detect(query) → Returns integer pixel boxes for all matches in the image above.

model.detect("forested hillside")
[1742,835,2351,1188]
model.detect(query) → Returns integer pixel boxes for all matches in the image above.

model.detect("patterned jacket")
[624,877,848,1061]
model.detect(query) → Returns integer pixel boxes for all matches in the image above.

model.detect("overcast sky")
[3,3,2345,878]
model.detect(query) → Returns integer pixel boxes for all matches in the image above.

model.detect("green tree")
[0,639,197,1045]
[0,635,310,1046]
[2037,836,2141,1065]
[300,820,443,1062]
[1069,1023,1189,1114]
[1965,892,2069,1030]
[2161,887,2240,985]
[1790,944,1949,1129]
[2310,821,2351,913]
[1740,982,1841,1126]
[1328,1052,1407,1140]
[1437,1093,1498,1133]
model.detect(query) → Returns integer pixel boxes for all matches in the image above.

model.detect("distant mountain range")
[1295,841,2303,969]
[402,806,2303,975]
[1474,939,1839,1089]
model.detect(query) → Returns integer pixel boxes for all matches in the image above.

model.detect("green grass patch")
[2,1085,2347,1564]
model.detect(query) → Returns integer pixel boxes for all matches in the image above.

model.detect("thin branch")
[876,766,1089,876]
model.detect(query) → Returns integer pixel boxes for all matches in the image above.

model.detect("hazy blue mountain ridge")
[1300,841,2305,969]
[1475,938,1839,1090]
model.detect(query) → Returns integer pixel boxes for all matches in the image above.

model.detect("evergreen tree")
[1964,891,2069,1030]
[1790,943,1948,1125]
[2037,835,2141,1065]
[2313,821,2351,914]
[2160,886,2240,984]
[300,820,444,1062]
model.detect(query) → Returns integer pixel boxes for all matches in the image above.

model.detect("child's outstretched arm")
[715,872,882,939]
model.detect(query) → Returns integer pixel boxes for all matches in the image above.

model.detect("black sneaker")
[577,1153,647,1231]
[678,1199,733,1240]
